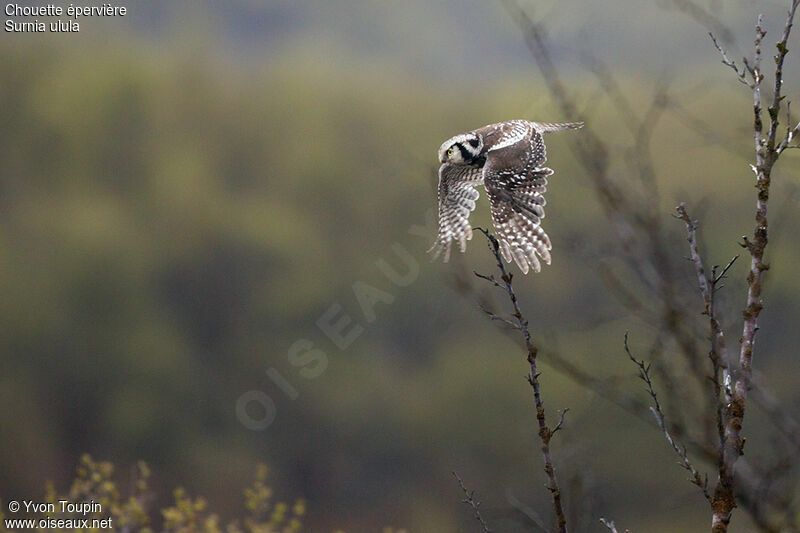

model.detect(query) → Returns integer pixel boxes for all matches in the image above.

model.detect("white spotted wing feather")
[428,165,482,262]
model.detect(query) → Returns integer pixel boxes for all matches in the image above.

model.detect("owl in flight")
[429,120,583,274]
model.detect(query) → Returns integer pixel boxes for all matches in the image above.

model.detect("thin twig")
[712,255,738,286]
[709,32,752,86]
[674,204,712,314]
[674,203,737,466]
[552,408,570,436]
[453,471,492,533]
[625,333,711,501]
[479,303,522,330]
[474,228,569,533]
[776,101,800,153]
[599,517,627,533]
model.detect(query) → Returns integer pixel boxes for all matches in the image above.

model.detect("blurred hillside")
[2,1,800,532]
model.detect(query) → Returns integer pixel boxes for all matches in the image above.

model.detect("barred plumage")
[429,120,583,273]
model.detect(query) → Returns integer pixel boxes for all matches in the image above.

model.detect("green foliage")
[1,456,307,533]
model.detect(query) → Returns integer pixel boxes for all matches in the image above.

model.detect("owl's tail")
[532,121,584,133]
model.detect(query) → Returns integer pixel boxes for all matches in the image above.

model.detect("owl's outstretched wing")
[483,130,554,274]
[429,163,483,262]
[516,122,583,168]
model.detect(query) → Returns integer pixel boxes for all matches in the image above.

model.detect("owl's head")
[438,133,483,164]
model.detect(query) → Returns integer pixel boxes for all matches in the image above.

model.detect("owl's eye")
[447,148,454,156]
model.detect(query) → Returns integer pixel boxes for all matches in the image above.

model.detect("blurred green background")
[1,1,799,531]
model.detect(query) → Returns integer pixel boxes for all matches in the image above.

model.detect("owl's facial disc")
[438,134,482,164]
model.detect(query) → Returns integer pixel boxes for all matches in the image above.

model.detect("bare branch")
[453,471,492,533]
[674,204,712,314]
[709,32,752,86]
[704,3,800,531]
[703,5,800,530]
[479,303,522,330]
[552,408,569,436]
[766,0,800,153]
[474,229,569,533]
[712,255,739,286]
[674,203,738,496]
[776,101,800,153]
[625,333,711,501]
